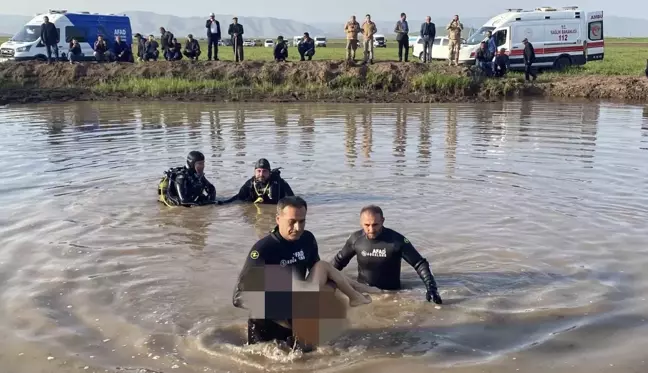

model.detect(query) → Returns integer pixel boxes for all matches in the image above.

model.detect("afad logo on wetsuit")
[361,248,387,257]
[280,250,306,266]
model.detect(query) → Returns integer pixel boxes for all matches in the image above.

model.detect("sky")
[2,1,643,21]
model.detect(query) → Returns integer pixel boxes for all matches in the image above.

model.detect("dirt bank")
[1,60,648,105]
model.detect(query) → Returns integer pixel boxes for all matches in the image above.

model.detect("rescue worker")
[223,158,294,205]
[331,205,443,304]
[228,17,245,62]
[206,12,221,61]
[144,35,160,61]
[157,151,217,207]
[394,13,409,62]
[420,16,436,63]
[165,38,183,61]
[344,15,360,62]
[298,32,315,61]
[134,33,146,61]
[159,27,175,60]
[361,14,377,64]
[493,48,510,77]
[113,36,133,62]
[40,16,59,63]
[93,35,108,62]
[446,15,464,66]
[232,196,371,350]
[274,36,288,62]
[523,38,537,81]
[486,31,497,57]
[182,34,201,61]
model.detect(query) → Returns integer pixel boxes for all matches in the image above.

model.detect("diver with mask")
[158,151,218,207]
[223,158,294,205]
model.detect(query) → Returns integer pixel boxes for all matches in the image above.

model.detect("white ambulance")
[453,6,604,70]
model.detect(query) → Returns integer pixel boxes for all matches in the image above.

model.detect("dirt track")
[1,60,648,104]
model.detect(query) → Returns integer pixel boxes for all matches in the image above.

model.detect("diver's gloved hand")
[426,288,442,304]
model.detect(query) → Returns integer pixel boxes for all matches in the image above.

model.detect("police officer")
[158,151,217,207]
[232,196,370,350]
[223,158,294,205]
[331,205,443,304]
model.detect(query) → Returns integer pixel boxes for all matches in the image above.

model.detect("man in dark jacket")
[205,13,221,60]
[93,35,108,62]
[68,39,82,64]
[40,16,59,63]
[394,13,409,62]
[159,27,174,60]
[522,38,537,81]
[493,48,510,77]
[475,41,491,76]
[134,33,146,61]
[274,36,288,61]
[223,158,295,205]
[298,32,315,61]
[144,35,159,61]
[113,36,133,62]
[420,16,436,62]
[228,17,244,62]
[165,38,183,60]
[183,34,201,61]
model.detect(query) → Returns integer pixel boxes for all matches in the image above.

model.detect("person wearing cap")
[206,13,221,60]
[522,38,537,81]
[274,36,288,62]
[158,151,217,207]
[223,159,294,205]
[228,17,245,62]
[183,34,201,61]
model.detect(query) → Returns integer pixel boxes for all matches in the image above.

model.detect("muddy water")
[0,100,647,373]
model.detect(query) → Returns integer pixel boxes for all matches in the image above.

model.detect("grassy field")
[1,36,646,75]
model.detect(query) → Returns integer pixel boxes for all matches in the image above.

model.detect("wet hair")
[277,196,308,214]
[360,205,383,218]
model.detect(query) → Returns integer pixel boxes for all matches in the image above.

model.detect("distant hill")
[0,12,647,39]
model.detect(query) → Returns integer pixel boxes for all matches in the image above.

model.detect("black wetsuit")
[166,167,217,206]
[232,227,320,345]
[223,169,294,205]
[331,228,438,292]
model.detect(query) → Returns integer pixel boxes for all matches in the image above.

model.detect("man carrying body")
[446,15,463,66]
[223,158,294,205]
[158,151,217,207]
[361,14,377,65]
[331,205,443,304]
[232,196,371,349]
[420,16,436,63]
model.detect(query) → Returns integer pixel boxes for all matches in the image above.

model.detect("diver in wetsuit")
[232,196,371,350]
[158,151,218,207]
[331,205,443,304]
[223,158,294,205]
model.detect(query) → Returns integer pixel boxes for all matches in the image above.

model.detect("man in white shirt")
[205,13,221,61]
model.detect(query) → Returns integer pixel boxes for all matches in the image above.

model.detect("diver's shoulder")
[347,229,365,244]
[384,227,406,241]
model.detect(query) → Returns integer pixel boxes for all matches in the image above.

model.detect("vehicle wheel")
[35,55,47,62]
[554,56,571,71]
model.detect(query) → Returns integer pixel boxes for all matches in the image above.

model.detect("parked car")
[373,34,386,48]
[314,36,327,47]
[243,39,256,47]
[264,39,274,47]
[411,36,468,63]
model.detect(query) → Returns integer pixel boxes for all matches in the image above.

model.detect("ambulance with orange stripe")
[461,6,604,70]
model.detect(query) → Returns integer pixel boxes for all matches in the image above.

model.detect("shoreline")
[1,60,648,105]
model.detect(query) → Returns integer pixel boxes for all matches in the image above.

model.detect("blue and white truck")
[0,9,132,62]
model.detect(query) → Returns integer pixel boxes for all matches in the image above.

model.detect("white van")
[452,6,604,69]
[314,36,327,47]
[373,34,386,47]
[0,9,132,62]
[292,36,303,47]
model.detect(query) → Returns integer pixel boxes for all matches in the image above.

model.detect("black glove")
[426,288,442,304]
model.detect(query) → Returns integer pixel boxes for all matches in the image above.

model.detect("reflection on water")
[0,100,647,373]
